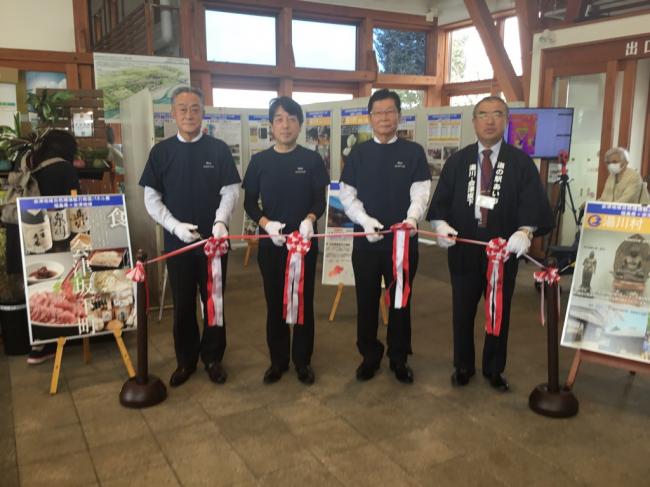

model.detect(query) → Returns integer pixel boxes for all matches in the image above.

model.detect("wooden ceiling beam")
[514,0,540,104]
[564,0,585,24]
[464,0,524,101]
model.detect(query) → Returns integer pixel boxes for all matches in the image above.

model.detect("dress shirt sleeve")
[143,186,181,234]
[406,180,431,221]
[339,182,370,225]
[214,183,240,226]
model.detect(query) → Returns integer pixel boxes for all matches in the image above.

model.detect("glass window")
[212,88,278,109]
[373,28,425,75]
[292,20,356,70]
[503,17,522,76]
[372,88,425,109]
[292,92,353,105]
[449,93,490,107]
[205,11,276,65]
[448,26,493,82]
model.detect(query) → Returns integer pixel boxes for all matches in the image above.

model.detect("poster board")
[305,110,332,176]
[18,194,136,345]
[321,182,355,286]
[94,53,190,121]
[340,107,372,174]
[561,201,650,364]
[425,113,462,178]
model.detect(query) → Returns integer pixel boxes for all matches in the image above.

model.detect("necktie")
[479,149,492,227]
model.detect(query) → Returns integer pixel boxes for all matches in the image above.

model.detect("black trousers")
[166,251,227,368]
[450,248,517,375]
[351,243,419,366]
[257,244,317,369]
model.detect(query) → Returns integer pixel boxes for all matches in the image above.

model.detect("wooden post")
[82,337,91,364]
[328,283,345,322]
[379,291,388,326]
[243,239,258,267]
[49,337,67,395]
[113,329,135,378]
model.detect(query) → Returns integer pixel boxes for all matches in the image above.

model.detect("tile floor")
[1,246,649,486]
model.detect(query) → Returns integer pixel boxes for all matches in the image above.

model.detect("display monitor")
[505,107,573,159]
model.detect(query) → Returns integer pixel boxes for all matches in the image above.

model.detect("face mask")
[607,163,622,175]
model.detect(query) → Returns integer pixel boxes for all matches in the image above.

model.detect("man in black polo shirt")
[139,86,240,387]
[340,89,431,384]
[242,96,329,385]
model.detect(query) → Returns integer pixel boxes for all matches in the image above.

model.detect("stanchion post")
[529,257,579,418]
[119,250,167,408]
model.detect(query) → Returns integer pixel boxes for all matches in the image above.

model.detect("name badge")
[477,195,497,210]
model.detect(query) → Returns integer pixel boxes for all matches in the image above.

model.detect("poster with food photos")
[17,194,136,345]
[305,110,332,176]
[561,202,650,364]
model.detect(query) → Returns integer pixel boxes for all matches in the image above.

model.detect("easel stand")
[120,251,167,408]
[50,331,136,395]
[566,349,650,388]
[328,283,388,325]
[243,239,258,267]
[529,258,579,418]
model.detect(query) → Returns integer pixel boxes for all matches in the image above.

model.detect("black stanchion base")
[119,375,167,408]
[529,383,579,418]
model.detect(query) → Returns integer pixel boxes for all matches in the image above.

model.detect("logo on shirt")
[394,160,406,169]
[295,166,306,174]
[203,161,215,169]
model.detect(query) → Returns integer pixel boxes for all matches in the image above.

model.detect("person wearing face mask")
[339,89,431,384]
[242,96,329,385]
[427,96,553,392]
[139,86,241,388]
[599,147,650,204]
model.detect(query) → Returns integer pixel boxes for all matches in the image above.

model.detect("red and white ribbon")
[484,238,510,336]
[389,223,411,309]
[534,267,561,326]
[284,231,312,325]
[204,237,229,327]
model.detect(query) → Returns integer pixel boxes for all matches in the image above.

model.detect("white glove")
[402,217,418,237]
[299,218,314,240]
[212,221,228,239]
[360,215,384,243]
[506,230,531,257]
[434,221,458,248]
[264,220,286,247]
[173,222,200,243]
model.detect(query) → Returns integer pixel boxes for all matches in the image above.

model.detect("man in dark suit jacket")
[427,96,553,391]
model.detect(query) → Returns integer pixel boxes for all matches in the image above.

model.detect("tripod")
[546,155,580,256]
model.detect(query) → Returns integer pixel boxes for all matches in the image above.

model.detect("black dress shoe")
[296,365,315,385]
[451,368,474,387]
[356,361,379,382]
[389,362,414,384]
[206,361,227,384]
[483,372,509,391]
[169,365,197,387]
[263,364,288,384]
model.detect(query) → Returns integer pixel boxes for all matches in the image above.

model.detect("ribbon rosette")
[126,260,149,311]
[283,231,312,325]
[386,222,412,309]
[204,237,229,327]
[533,267,561,326]
[484,238,510,336]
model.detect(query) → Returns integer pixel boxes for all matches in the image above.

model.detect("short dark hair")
[33,129,77,164]
[269,96,303,125]
[472,96,509,118]
[368,89,401,114]
[171,86,205,107]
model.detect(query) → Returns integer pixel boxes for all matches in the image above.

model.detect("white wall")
[0,0,75,52]
[529,13,650,107]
